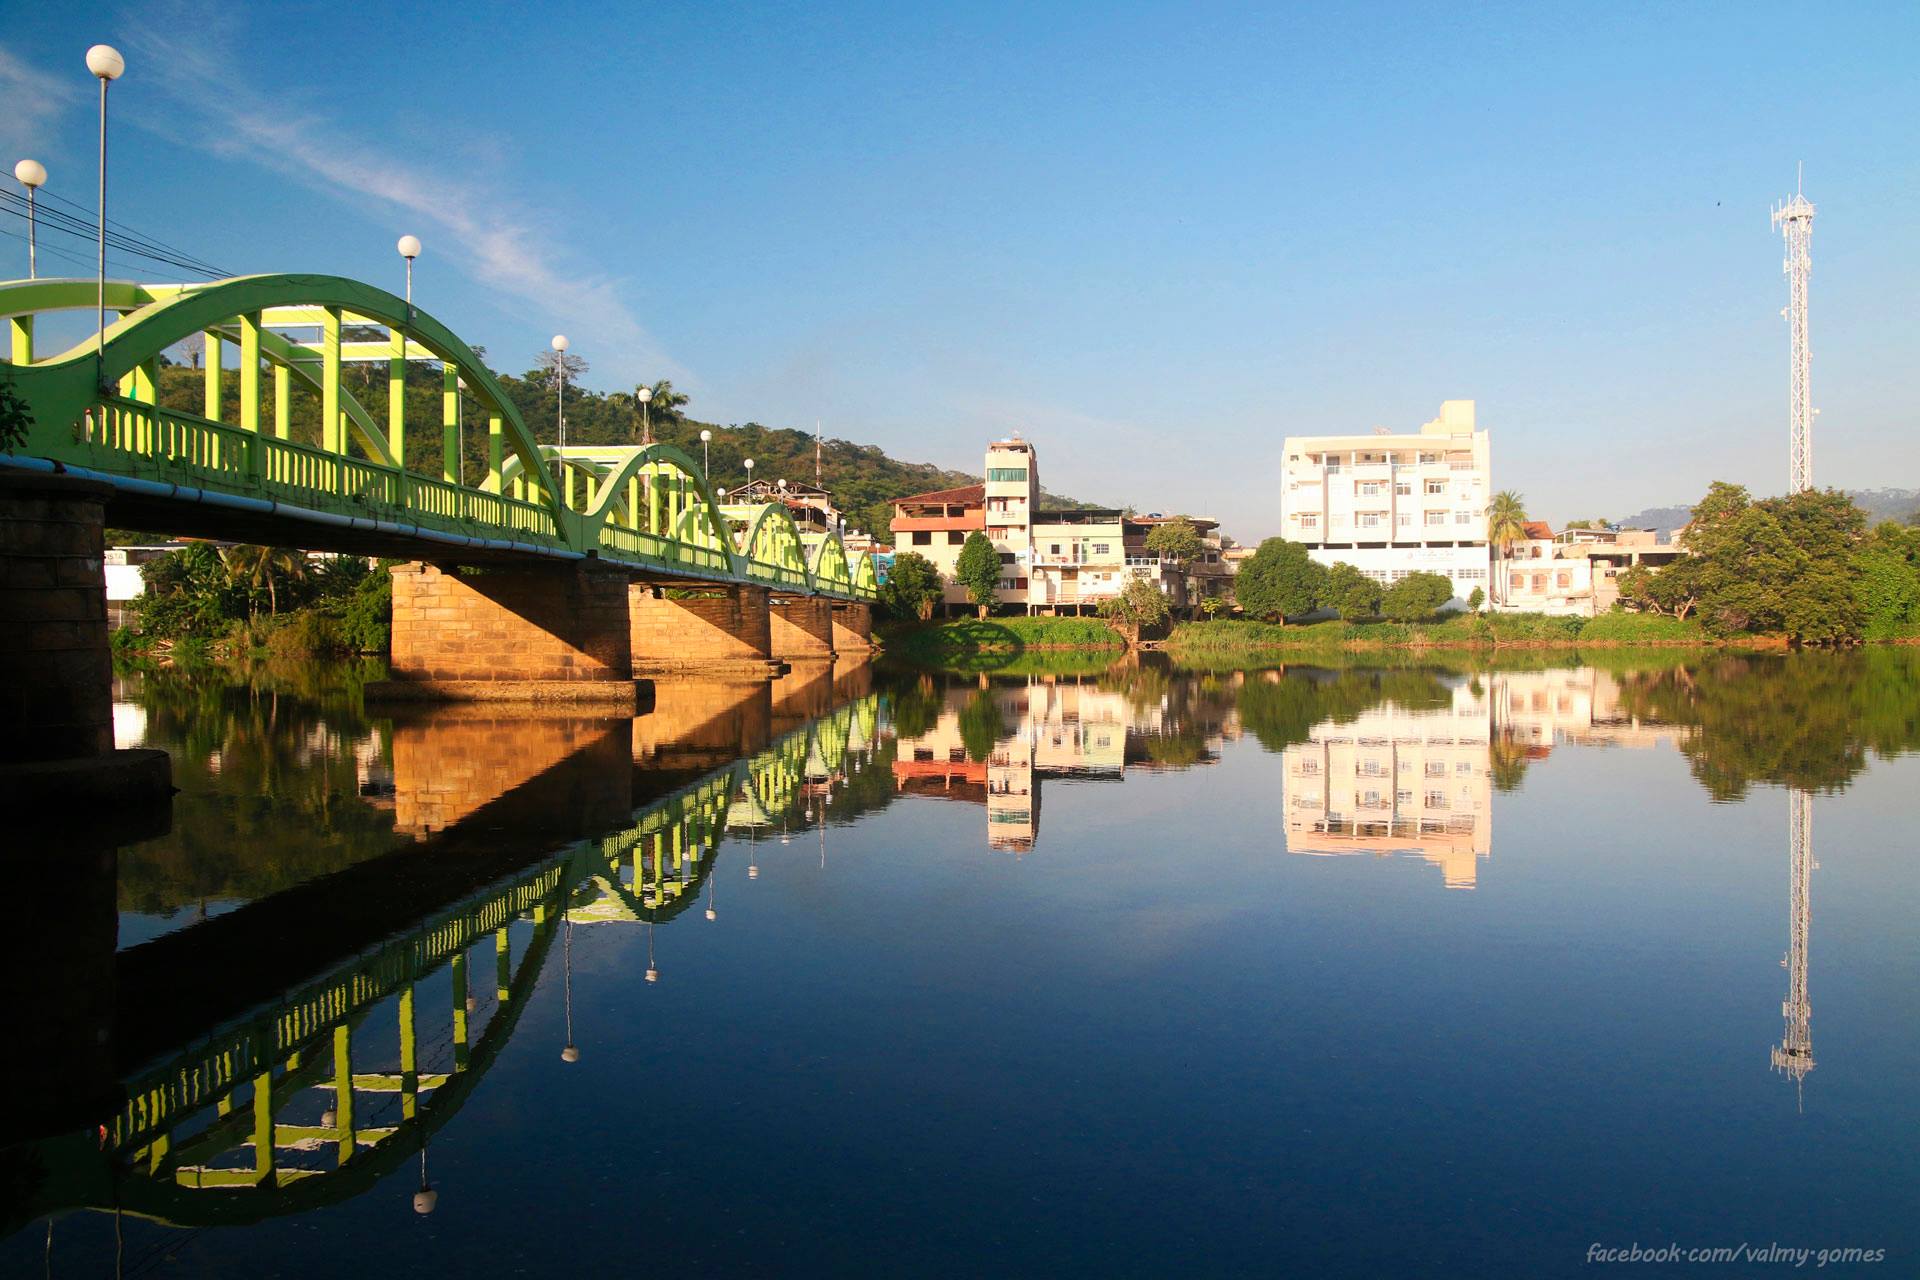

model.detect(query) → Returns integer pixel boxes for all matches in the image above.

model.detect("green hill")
[153,357,1098,542]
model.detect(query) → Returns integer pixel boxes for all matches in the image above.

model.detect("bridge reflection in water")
[4,664,883,1235]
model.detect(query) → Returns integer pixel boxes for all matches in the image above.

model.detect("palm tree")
[1485,490,1530,608]
[220,545,309,617]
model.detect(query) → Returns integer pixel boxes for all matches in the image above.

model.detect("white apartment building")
[1279,400,1492,602]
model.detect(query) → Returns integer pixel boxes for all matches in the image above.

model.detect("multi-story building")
[1279,399,1492,602]
[891,435,1229,614]
[1499,523,1688,616]
[889,481,988,609]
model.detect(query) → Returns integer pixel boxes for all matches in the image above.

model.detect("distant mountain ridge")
[1613,488,1920,539]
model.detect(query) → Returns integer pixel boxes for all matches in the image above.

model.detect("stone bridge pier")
[630,584,784,680]
[831,602,874,655]
[375,562,642,709]
[0,474,171,809]
[769,595,836,661]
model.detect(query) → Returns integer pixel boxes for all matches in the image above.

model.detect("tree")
[1618,558,1705,620]
[1145,516,1203,566]
[219,545,310,618]
[1675,481,1866,641]
[1851,521,1920,640]
[954,532,1003,618]
[1466,586,1486,612]
[1486,491,1530,605]
[1232,538,1327,622]
[1325,561,1382,621]
[1145,516,1206,615]
[533,349,589,382]
[881,551,943,622]
[1098,577,1171,644]
[0,366,29,452]
[1380,571,1454,622]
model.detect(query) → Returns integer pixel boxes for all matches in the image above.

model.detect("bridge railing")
[80,397,566,549]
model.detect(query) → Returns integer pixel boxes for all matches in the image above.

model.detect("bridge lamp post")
[13,160,45,278]
[700,428,712,477]
[397,234,421,305]
[636,382,652,444]
[743,457,754,493]
[86,44,125,368]
[550,334,570,457]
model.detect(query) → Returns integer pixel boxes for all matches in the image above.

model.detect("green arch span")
[4,274,566,538]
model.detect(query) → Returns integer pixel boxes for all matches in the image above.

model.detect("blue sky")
[3,1,1915,536]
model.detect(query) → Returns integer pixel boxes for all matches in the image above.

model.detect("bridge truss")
[0,275,876,601]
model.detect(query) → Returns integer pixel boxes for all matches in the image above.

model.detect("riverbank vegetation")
[1167,611,1710,654]
[118,543,392,658]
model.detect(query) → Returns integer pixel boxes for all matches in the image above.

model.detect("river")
[5,651,1917,1276]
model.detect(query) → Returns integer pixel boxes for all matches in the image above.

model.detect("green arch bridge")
[0,275,877,601]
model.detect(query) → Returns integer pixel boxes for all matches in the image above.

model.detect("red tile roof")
[1522,520,1554,540]
[892,483,985,506]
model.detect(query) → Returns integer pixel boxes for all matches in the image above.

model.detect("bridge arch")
[4,273,566,535]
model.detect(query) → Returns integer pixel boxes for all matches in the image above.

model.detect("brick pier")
[630,584,785,680]
[0,473,171,811]
[769,595,836,661]
[374,561,642,708]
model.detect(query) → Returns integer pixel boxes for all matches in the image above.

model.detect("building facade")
[891,436,1229,614]
[1279,400,1492,602]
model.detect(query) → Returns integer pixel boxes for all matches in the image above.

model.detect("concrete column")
[630,583,783,680]
[830,602,875,655]
[769,595,835,661]
[373,561,641,708]
[0,474,171,808]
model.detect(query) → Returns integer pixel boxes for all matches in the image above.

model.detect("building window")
[1299,513,1319,529]
[1425,761,1447,777]
[1424,790,1448,809]
[1357,481,1383,497]
[1092,542,1110,555]
[1395,481,1412,496]
[1556,571,1572,589]
[1000,552,1017,565]
[1510,572,1526,589]
[949,531,966,545]
[1425,511,1447,526]
[1359,513,1382,529]
[987,467,1028,483]
[1419,452,1439,465]
[1396,513,1412,527]
[1425,479,1446,495]
[912,530,932,546]
[1532,573,1547,591]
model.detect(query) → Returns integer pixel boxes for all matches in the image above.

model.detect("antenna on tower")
[1772,175,1816,492]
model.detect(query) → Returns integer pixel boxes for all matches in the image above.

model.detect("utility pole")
[1772,171,1816,493]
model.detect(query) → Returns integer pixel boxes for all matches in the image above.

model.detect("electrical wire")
[0,191,231,278]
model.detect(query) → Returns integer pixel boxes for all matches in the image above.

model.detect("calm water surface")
[5,652,1918,1277]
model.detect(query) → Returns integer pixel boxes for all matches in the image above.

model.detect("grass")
[879,616,1125,668]
[1166,610,1712,652]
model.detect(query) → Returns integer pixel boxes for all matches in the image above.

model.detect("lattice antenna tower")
[1772,168,1816,492]
[1771,788,1816,1099]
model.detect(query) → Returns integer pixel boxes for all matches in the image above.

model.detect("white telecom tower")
[1772,174,1816,493]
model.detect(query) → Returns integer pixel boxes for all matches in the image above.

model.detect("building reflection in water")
[891,674,1230,853]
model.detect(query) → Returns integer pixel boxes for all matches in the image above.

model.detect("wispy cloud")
[115,15,683,387]
[0,43,81,158]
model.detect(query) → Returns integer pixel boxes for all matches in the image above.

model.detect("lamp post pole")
[636,383,653,445]
[398,234,421,306]
[744,458,754,493]
[551,334,570,450]
[700,429,712,477]
[86,45,125,368]
[14,161,46,278]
